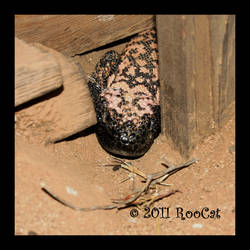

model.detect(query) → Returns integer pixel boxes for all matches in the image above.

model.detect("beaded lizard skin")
[87,28,160,157]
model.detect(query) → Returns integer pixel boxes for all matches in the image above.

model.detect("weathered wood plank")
[15,37,63,107]
[210,15,235,127]
[15,41,97,143]
[157,15,194,156]
[157,15,235,157]
[15,15,155,57]
[33,43,97,143]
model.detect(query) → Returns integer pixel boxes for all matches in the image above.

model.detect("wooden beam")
[15,40,97,143]
[15,15,155,57]
[157,15,235,157]
[15,37,63,107]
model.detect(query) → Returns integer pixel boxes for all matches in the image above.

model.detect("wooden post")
[156,15,235,157]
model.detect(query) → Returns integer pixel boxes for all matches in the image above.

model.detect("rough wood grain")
[15,37,63,107]
[15,15,155,57]
[15,42,97,143]
[157,15,235,157]
[210,15,235,127]
[34,43,97,143]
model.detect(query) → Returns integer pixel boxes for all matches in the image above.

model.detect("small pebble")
[192,223,203,229]
[97,15,114,22]
[66,186,78,196]
[28,231,38,235]
[229,145,235,153]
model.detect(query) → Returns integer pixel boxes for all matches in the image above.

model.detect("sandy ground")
[15,39,235,235]
[15,113,235,235]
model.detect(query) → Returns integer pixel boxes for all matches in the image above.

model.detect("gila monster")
[87,28,160,157]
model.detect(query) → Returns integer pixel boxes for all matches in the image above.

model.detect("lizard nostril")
[129,133,136,144]
[120,132,129,144]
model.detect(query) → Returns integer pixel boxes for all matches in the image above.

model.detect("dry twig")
[41,157,199,211]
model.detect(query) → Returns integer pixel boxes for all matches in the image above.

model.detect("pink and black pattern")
[87,28,160,157]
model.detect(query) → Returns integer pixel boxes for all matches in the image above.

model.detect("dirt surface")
[15,113,235,235]
[15,39,235,235]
